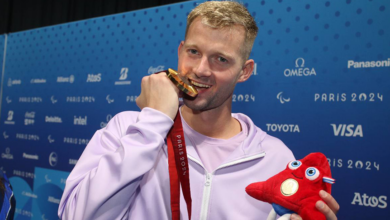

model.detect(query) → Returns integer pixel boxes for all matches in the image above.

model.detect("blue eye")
[288,161,302,170]
[305,167,320,180]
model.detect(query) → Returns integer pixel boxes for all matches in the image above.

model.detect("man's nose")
[193,56,211,78]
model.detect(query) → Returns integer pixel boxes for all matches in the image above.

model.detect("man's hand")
[290,190,339,220]
[136,72,180,120]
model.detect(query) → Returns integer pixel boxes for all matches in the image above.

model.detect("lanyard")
[167,112,192,220]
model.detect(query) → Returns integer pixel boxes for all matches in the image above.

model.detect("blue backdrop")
[0,0,389,219]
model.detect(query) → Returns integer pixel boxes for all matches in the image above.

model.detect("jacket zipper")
[188,152,266,220]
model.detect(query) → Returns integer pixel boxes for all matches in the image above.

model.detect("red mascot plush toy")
[246,153,335,220]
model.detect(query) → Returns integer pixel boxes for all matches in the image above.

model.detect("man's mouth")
[189,79,211,89]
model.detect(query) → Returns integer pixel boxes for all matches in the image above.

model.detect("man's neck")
[181,105,241,139]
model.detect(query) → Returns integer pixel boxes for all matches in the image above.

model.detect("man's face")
[177,17,252,112]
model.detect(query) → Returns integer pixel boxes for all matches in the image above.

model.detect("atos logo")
[331,124,363,137]
[284,58,317,77]
[351,192,387,209]
[115,68,131,85]
[86,73,102,82]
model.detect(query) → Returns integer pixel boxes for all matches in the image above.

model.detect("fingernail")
[317,201,325,209]
[320,190,327,198]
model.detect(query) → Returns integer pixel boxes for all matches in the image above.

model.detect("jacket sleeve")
[58,108,174,220]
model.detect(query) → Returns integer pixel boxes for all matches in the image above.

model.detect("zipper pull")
[205,173,211,186]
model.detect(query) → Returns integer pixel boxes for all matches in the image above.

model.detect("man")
[59,1,339,219]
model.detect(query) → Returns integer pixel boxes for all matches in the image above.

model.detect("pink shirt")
[181,113,248,173]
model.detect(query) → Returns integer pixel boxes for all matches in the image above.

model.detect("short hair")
[185,1,258,60]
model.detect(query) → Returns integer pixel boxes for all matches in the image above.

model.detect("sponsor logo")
[51,96,58,104]
[16,133,40,141]
[331,124,363,137]
[100,114,113,128]
[19,97,43,103]
[63,137,89,145]
[69,159,78,165]
[115,68,131,85]
[348,58,390,69]
[148,65,165,74]
[57,75,75,83]
[1,148,14,160]
[6,96,12,103]
[3,131,9,139]
[48,196,60,204]
[315,93,383,102]
[45,175,52,183]
[49,152,58,167]
[22,191,38,198]
[277,92,290,104]
[86,73,102,82]
[45,116,63,123]
[266,124,300,133]
[48,135,55,143]
[23,153,39,160]
[30,78,47,84]
[66,96,95,103]
[106,95,114,104]
[24,111,35,125]
[284,58,316,77]
[74,116,87,125]
[7,78,22,87]
[5,110,15,125]
[351,192,387,209]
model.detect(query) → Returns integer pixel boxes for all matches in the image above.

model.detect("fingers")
[290,213,302,220]
[319,190,340,215]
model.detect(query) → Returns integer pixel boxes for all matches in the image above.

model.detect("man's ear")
[237,59,255,83]
[178,41,184,57]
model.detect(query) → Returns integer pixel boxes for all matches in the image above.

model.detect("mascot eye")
[288,161,302,170]
[305,167,320,180]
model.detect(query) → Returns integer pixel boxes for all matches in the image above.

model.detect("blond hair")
[185,1,258,60]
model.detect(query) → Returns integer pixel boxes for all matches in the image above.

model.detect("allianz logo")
[74,116,87,125]
[284,58,316,77]
[86,73,102,82]
[1,148,13,160]
[57,75,75,83]
[45,116,63,123]
[266,124,300,133]
[331,124,363,137]
[148,65,165,74]
[352,192,387,209]
[23,152,39,160]
[7,78,21,87]
[348,58,390,69]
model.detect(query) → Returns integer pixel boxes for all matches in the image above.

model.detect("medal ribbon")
[167,111,192,220]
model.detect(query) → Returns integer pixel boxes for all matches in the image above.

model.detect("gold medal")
[166,68,198,97]
[280,178,299,196]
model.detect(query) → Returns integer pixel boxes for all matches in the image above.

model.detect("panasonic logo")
[348,58,390,69]
[23,153,39,160]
